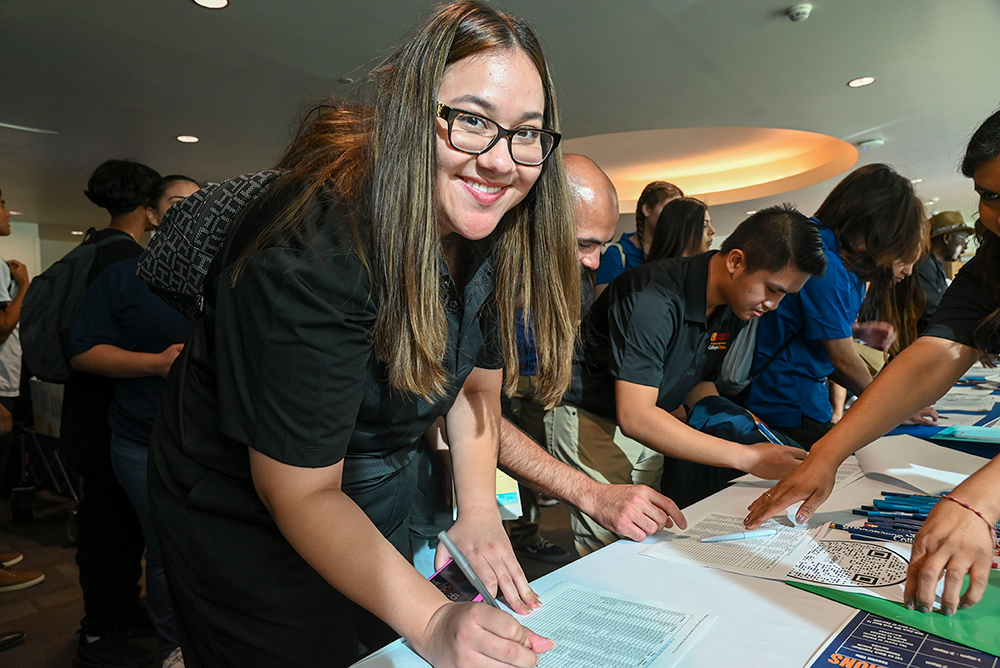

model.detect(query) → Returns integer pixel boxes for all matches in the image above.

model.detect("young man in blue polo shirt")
[561,204,827,553]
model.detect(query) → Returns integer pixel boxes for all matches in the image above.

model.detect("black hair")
[147,175,200,208]
[84,159,161,216]
[721,203,826,276]
[647,197,709,262]
[962,107,1000,358]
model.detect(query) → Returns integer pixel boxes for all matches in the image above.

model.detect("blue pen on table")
[852,509,929,520]
[881,491,946,500]
[748,412,782,445]
[830,523,915,544]
[700,529,777,543]
[436,531,500,609]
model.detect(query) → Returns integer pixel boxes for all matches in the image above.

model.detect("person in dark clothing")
[915,210,974,331]
[62,159,161,668]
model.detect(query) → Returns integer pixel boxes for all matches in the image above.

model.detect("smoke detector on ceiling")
[787,4,812,22]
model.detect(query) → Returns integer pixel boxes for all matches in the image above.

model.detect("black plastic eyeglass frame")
[436,103,561,167]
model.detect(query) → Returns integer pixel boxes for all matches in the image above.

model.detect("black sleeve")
[215,243,377,468]
[607,291,679,387]
[922,256,999,353]
[475,298,504,370]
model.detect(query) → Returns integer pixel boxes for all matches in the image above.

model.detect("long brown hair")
[634,180,683,257]
[815,163,927,353]
[962,107,1000,359]
[241,1,578,405]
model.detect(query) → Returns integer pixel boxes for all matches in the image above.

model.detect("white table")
[352,464,955,668]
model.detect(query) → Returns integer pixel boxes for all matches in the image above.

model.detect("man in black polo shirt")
[563,204,827,553]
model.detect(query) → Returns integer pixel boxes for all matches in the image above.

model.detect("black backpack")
[136,170,281,321]
[20,229,136,383]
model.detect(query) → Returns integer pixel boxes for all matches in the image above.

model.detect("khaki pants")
[552,405,662,556]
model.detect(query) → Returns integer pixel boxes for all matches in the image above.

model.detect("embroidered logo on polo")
[707,331,730,352]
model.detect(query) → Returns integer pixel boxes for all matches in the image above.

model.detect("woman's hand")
[905,498,996,616]
[415,601,555,668]
[904,406,939,426]
[435,508,541,615]
[744,453,839,528]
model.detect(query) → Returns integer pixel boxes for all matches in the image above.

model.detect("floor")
[0,489,577,668]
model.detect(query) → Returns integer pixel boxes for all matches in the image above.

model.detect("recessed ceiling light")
[847,77,876,88]
[911,178,924,184]
[192,0,228,8]
[857,138,884,150]
[71,230,84,235]
[338,77,354,84]
[923,201,935,207]
[176,135,199,143]
[746,210,757,215]
[0,121,58,135]
[8,210,21,216]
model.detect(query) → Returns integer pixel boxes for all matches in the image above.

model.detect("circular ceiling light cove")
[848,77,876,88]
[192,0,228,8]
[565,127,859,211]
[176,135,200,143]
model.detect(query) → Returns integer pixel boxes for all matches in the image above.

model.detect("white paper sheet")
[516,582,715,668]
[854,435,986,494]
[931,394,995,413]
[935,412,987,427]
[640,513,821,579]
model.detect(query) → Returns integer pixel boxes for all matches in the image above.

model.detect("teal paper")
[933,426,1000,444]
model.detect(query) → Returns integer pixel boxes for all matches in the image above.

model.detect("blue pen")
[700,529,777,543]
[748,412,782,445]
[852,509,928,520]
[831,523,915,543]
[850,534,883,543]
[881,491,945,500]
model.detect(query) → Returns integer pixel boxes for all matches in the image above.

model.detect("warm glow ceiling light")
[192,0,228,8]
[71,230,84,235]
[847,77,876,88]
[8,210,21,216]
[176,135,199,143]
[911,178,924,184]
[565,127,859,211]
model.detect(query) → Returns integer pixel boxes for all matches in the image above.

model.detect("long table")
[352,455,976,668]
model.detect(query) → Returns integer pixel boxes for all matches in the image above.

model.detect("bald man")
[501,155,686,560]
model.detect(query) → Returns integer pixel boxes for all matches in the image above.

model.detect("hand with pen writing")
[418,601,555,668]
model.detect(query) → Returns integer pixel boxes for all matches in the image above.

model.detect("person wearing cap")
[915,211,975,331]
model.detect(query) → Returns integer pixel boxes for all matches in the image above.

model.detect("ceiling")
[2,0,999,241]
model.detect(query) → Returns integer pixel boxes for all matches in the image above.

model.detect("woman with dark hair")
[147,2,576,667]
[594,180,683,298]
[69,175,200,668]
[646,196,714,262]
[744,163,936,447]
[746,108,1000,616]
[145,175,200,230]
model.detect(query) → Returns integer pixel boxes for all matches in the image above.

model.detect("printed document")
[517,583,715,668]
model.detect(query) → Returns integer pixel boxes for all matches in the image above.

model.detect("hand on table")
[743,442,807,481]
[435,509,540,615]
[905,497,996,616]
[744,454,838,528]
[415,601,555,668]
[904,406,939,426]
[580,483,686,542]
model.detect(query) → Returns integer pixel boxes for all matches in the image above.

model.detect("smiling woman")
[146,2,577,668]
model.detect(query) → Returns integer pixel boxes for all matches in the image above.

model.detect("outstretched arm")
[745,336,980,528]
[498,418,686,542]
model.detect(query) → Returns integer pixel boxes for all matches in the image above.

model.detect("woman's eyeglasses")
[437,103,560,167]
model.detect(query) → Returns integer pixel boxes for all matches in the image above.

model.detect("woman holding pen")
[147,2,578,666]
[745,108,1000,617]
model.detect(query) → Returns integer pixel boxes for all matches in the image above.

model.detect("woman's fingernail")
[796,514,808,525]
[960,603,971,610]
[942,607,955,617]
[905,600,915,610]
[918,604,930,613]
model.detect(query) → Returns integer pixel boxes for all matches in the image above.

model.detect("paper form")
[517,582,715,668]
[640,513,821,580]
[931,394,995,413]
[936,412,988,426]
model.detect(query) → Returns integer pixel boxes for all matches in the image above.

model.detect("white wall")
[0,221,42,278]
